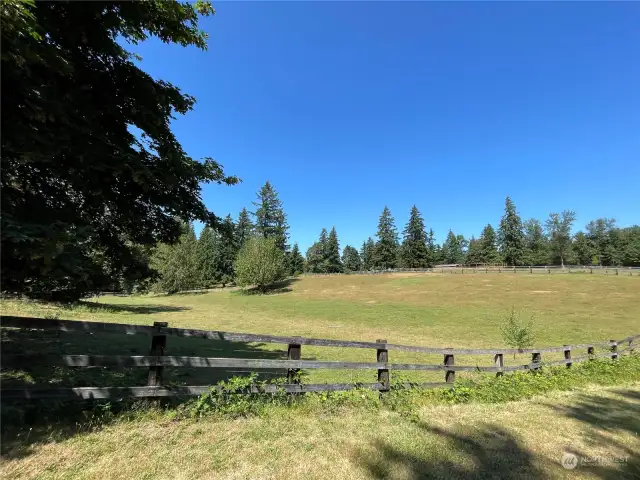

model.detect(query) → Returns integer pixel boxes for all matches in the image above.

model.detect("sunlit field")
[2,273,638,386]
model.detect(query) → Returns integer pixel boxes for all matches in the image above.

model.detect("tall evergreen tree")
[360,237,376,271]
[235,208,254,250]
[426,228,438,267]
[441,230,467,264]
[545,210,576,266]
[498,197,525,266]
[325,227,343,273]
[465,236,482,265]
[373,206,399,269]
[215,215,236,286]
[197,226,218,288]
[289,243,305,276]
[400,205,429,268]
[342,245,362,272]
[478,224,501,264]
[523,219,550,265]
[252,181,289,251]
[319,228,329,255]
[305,242,325,273]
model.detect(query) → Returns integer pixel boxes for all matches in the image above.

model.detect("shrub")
[500,307,535,356]
[235,237,286,291]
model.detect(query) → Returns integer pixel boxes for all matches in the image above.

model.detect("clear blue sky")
[131,2,639,253]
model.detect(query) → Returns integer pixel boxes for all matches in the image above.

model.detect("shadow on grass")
[360,388,640,479]
[76,301,190,314]
[361,422,544,479]
[1,323,313,459]
[541,390,640,479]
[236,278,300,296]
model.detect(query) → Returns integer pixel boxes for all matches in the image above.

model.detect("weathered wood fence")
[305,265,640,276]
[1,316,637,401]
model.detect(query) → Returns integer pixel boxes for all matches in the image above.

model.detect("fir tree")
[426,228,437,267]
[325,227,343,273]
[305,242,325,273]
[289,243,306,276]
[400,205,429,268]
[360,237,376,271]
[441,230,467,264]
[252,181,289,251]
[342,245,362,272]
[215,215,236,286]
[235,208,254,250]
[498,197,525,266]
[197,226,218,288]
[373,206,398,269]
[479,224,501,264]
[465,236,482,265]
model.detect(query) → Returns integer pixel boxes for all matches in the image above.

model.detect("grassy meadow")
[1,272,640,479]
[1,272,639,386]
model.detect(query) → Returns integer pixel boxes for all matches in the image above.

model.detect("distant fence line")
[1,315,637,401]
[304,265,640,277]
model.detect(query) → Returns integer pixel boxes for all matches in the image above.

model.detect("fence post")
[590,268,593,274]
[547,266,550,274]
[610,340,618,361]
[444,351,455,384]
[376,339,389,392]
[287,343,302,383]
[587,346,594,360]
[563,345,572,368]
[148,321,168,389]
[530,266,532,274]
[531,352,541,372]
[494,353,504,377]
[513,266,516,274]
[629,337,635,354]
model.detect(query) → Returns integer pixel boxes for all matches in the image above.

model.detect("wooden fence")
[305,265,640,276]
[0,315,637,401]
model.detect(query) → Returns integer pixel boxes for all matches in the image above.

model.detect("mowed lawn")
[1,386,639,479]
[2,273,639,385]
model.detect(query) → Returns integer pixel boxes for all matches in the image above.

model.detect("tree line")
[149,187,640,293]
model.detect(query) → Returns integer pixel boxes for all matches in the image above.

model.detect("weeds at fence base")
[2,355,638,440]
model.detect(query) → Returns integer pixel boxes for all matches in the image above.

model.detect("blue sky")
[131,2,639,253]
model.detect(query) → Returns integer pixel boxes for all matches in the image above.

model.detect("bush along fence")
[0,315,637,401]
[305,265,640,276]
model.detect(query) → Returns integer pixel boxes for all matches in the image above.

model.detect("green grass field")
[2,273,639,386]
[1,273,639,479]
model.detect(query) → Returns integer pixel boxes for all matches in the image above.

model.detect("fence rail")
[1,315,637,400]
[304,265,640,276]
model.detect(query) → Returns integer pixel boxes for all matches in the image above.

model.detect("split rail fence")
[0,315,637,401]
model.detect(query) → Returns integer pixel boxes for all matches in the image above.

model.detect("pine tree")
[325,227,343,273]
[319,228,329,256]
[252,181,289,251]
[546,210,577,266]
[289,243,306,276]
[465,236,482,265]
[400,205,429,268]
[373,206,398,269]
[235,208,254,250]
[360,237,376,271]
[306,242,325,273]
[498,197,525,266]
[441,230,467,264]
[215,215,236,286]
[197,226,218,288]
[342,245,362,272]
[426,228,437,267]
[478,224,501,264]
